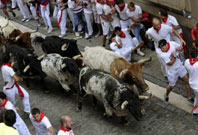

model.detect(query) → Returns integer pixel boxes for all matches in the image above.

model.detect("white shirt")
[1,65,15,88]
[162,15,182,34]
[91,0,97,12]
[185,59,198,89]
[29,114,52,135]
[115,3,129,21]
[57,129,74,135]
[146,24,173,53]
[126,5,142,25]
[103,4,119,25]
[68,0,83,13]
[82,0,92,13]
[96,3,106,23]
[159,41,182,72]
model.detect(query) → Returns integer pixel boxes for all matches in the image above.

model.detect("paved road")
[0,10,198,135]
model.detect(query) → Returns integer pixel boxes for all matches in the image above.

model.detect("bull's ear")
[61,44,69,51]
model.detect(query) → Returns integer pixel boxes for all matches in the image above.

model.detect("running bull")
[83,46,152,95]
[0,19,38,52]
[77,67,145,121]
[24,53,80,92]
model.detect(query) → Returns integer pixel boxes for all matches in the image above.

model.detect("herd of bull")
[0,19,152,122]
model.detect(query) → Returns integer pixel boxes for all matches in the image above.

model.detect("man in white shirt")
[146,17,186,77]
[158,39,193,104]
[1,53,31,114]
[57,115,74,135]
[126,2,143,42]
[0,92,31,135]
[29,108,55,135]
[159,9,187,60]
[114,26,145,57]
[184,48,198,115]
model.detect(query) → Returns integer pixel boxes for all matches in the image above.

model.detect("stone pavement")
[0,10,198,135]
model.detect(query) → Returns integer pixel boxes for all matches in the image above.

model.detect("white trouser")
[40,4,53,29]
[12,0,17,8]
[30,4,39,20]
[17,0,31,19]
[120,19,131,29]
[53,6,58,19]
[57,8,67,35]
[193,89,198,114]
[84,12,93,36]
[3,85,31,113]
[14,115,31,135]
[93,11,100,24]
[67,8,75,31]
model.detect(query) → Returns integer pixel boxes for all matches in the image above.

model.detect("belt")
[6,82,24,98]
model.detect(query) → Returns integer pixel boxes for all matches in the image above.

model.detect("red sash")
[0,98,8,108]
[57,8,66,27]
[189,58,198,65]
[60,126,72,132]
[153,24,161,33]
[162,15,168,23]
[120,31,126,38]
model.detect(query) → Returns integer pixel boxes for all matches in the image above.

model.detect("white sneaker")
[137,50,145,57]
[95,32,101,37]
[21,18,27,22]
[75,32,80,37]
[47,28,53,34]
[44,26,48,30]
[59,34,66,38]
[25,18,31,22]
[37,23,41,27]
[85,33,89,39]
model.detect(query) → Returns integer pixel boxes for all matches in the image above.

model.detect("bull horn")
[61,44,69,51]
[0,19,9,30]
[131,41,144,52]
[137,56,152,65]
[23,65,30,73]
[72,55,81,60]
[119,69,128,79]
[29,27,38,34]
[15,35,20,41]
[37,54,45,61]
[121,101,128,110]
[61,63,66,69]
[138,95,150,100]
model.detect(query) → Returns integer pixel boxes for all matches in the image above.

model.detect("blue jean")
[132,25,142,42]
[73,10,88,33]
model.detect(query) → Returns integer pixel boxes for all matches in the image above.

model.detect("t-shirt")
[96,3,106,23]
[185,59,198,89]
[82,0,92,13]
[115,3,129,21]
[159,41,182,72]
[126,5,142,24]
[68,0,83,13]
[0,123,19,135]
[57,129,75,135]
[29,114,52,135]
[103,4,119,26]
[1,65,15,89]
[146,24,173,53]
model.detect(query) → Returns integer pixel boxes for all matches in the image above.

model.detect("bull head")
[61,44,69,51]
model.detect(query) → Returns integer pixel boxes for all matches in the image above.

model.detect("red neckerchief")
[153,24,161,33]
[165,42,170,52]
[35,112,45,122]
[60,126,72,132]
[119,31,126,38]
[118,3,125,12]
[1,63,11,67]
[0,98,8,108]
[189,58,198,65]
[162,15,168,23]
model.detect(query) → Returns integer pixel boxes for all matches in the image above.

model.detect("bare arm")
[48,127,55,135]
[167,52,177,66]
[127,24,136,31]
[172,25,181,30]
[12,75,23,82]
[172,29,186,45]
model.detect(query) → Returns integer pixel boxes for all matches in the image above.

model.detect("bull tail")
[33,36,45,45]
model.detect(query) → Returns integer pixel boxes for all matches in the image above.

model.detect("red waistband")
[73,8,82,12]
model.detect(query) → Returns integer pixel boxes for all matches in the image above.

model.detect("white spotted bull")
[77,67,143,121]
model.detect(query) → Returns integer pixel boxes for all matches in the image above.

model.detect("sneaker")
[164,94,169,104]
[137,50,145,57]
[188,97,194,104]
[25,18,31,22]
[47,28,53,34]
[85,33,89,39]
[95,32,101,37]
[44,26,49,30]
[75,32,80,37]
[59,34,66,38]
[21,18,27,22]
